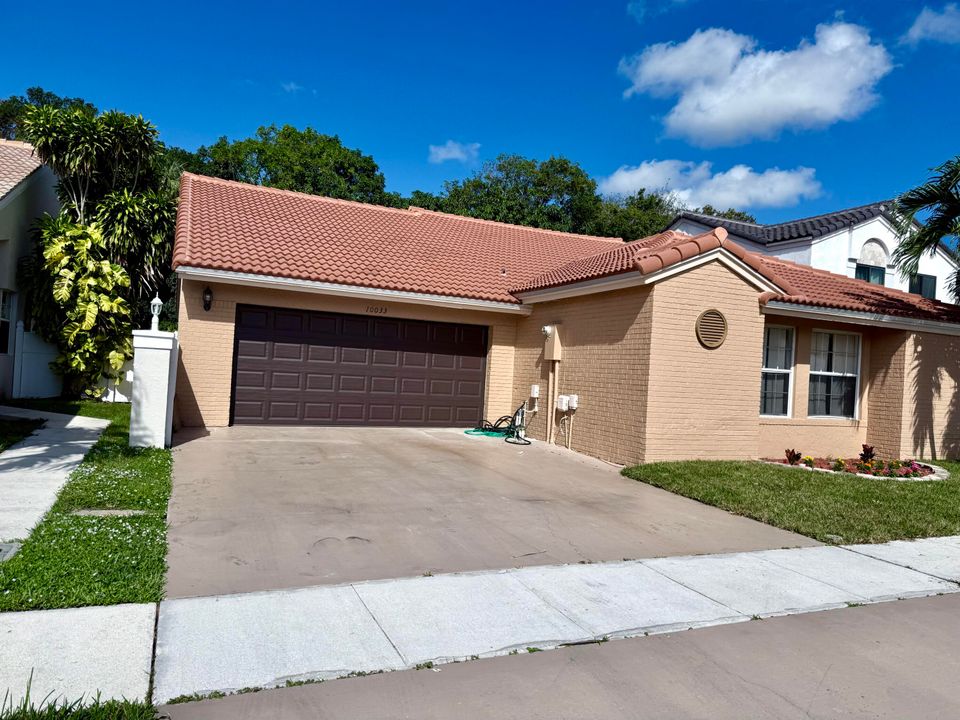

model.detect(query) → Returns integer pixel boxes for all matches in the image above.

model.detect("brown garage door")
[231,305,488,426]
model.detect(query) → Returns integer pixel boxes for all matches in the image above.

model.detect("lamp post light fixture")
[149,294,163,331]
[202,287,213,312]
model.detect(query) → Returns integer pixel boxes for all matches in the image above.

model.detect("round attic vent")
[696,309,727,349]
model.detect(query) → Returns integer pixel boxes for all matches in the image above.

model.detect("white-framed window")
[808,330,861,419]
[760,325,794,417]
[0,290,11,355]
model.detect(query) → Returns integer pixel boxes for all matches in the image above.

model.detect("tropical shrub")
[33,219,131,395]
[784,448,802,465]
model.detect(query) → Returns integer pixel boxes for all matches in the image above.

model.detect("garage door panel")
[400,378,426,394]
[268,401,299,419]
[237,340,268,359]
[401,351,428,368]
[372,349,399,366]
[307,345,337,363]
[336,403,366,422]
[304,403,333,420]
[233,306,486,426]
[459,355,484,371]
[429,379,455,396]
[235,370,266,389]
[338,375,367,392]
[270,372,302,390]
[371,376,398,394]
[306,373,334,391]
[340,347,369,364]
[273,343,303,361]
[431,353,456,369]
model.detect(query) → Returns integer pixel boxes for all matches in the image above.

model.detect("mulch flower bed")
[765,456,934,478]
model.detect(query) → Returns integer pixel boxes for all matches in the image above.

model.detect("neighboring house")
[668,202,958,303]
[172,173,960,465]
[0,140,61,400]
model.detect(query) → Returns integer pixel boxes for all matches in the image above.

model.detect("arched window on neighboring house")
[855,239,888,286]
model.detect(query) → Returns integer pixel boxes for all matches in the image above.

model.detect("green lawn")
[622,460,960,545]
[0,400,171,611]
[0,695,154,720]
[0,418,44,453]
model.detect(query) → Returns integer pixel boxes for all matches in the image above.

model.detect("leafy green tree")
[183,125,401,205]
[18,106,177,394]
[0,87,96,140]
[589,190,680,241]
[894,157,960,297]
[412,154,601,234]
[696,205,758,223]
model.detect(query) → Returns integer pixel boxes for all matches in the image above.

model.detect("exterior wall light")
[149,294,163,331]
[202,287,213,312]
[541,324,554,338]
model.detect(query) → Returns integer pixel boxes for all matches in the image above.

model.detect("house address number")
[366,305,388,314]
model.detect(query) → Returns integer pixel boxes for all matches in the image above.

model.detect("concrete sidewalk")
[0,406,110,541]
[159,592,960,720]
[153,538,960,704]
[0,603,155,707]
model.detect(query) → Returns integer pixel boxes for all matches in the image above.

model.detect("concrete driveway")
[165,427,815,598]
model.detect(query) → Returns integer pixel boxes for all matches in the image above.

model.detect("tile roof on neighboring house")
[173,173,623,304]
[672,201,897,245]
[0,139,42,200]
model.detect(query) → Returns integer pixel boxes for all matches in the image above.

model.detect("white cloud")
[428,140,481,164]
[280,81,304,93]
[598,159,822,209]
[904,4,960,44]
[619,22,892,146]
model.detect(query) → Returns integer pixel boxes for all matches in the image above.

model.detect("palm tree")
[894,157,960,298]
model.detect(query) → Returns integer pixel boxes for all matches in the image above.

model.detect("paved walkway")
[152,537,960,704]
[0,604,154,707]
[0,406,110,541]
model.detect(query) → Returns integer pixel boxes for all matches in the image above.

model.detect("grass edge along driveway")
[0,400,171,612]
[623,459,960,545]
[0,418,44,454]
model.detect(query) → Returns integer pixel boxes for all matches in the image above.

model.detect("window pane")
[0,291,9,321]
[760,372,789,415]
[763,327,793,370]
[810,332,830,372]
[855,264,885,285]
[0,320,8,354]
[809,374,857,417]
[911,274,936,299]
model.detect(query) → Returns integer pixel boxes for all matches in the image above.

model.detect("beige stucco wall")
[643,261,766,461]
[176,278,518,427]
[757,318,871,459]
[901,331,960,459]
[511,286,653,465]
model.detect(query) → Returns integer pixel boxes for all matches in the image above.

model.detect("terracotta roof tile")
[0,140,42,199]
[755,255,960,324]
[174,174,960,326]
[173,173,623,304]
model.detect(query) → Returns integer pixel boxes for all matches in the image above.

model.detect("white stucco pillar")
[130,330,179,448]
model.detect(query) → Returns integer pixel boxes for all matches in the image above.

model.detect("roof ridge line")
[180,172,423,218]
[765,200,893,229]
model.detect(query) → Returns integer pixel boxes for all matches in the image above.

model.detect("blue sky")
[3,0,958,222]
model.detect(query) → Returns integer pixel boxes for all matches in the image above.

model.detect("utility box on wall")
[544,325,563,361]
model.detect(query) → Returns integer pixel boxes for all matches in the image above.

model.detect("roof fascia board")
[762,300,960,337]
[515,248,784,303]
[176,266,533,315]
